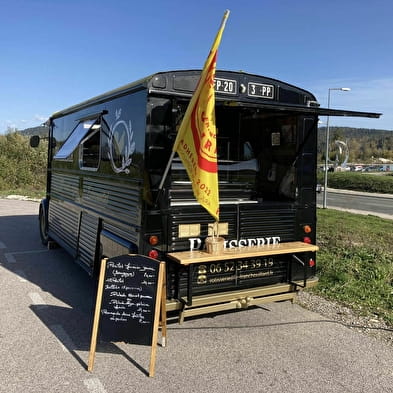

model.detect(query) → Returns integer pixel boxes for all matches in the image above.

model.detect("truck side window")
[79,120,101,170]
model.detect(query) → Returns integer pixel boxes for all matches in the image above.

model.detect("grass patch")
[314,209,393,325]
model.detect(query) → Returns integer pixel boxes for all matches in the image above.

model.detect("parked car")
[362,166,374,172]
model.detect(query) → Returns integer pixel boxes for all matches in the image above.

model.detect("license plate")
[214,78,237,95]
[248,82,274,99]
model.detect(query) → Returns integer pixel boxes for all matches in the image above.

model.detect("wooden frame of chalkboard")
[88,255,166,377]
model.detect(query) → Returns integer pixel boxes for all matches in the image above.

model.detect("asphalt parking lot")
[1,198,392,393]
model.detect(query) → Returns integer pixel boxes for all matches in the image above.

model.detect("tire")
[39,204,49,246]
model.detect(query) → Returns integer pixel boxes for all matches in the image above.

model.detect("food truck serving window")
[54,118,100,160]
[170,103,299,202]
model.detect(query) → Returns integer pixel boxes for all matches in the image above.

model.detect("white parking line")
[28,292,47,306]
[4,249,49,263]
[11,249,49,256]
[84,378,107,393]
[14,270,27,282]
[50,324,77,353]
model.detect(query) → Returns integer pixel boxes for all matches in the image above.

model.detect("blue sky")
[1,0,392,133]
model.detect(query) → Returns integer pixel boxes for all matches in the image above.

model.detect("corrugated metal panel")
[49,173,141,263]
[102,221,139,248]
[82,178,141,224]
[78,212,99,268]
[51,173,79,201]
[169,208,237,251]
[239,206,296,242]
[48,200,79,251]
[169,204,296,250]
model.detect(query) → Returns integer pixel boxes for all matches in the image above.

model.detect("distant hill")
[318,127,393,162]
[19,125,49,137]
[318,127,393,138]
[15,125,393,163]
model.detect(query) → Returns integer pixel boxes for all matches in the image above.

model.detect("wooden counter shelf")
[166,241,319,321]
[167,241,319,265]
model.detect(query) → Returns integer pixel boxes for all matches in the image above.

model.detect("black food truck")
[31,70,380,321]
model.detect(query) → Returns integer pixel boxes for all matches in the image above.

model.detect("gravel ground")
[296,291,393,346]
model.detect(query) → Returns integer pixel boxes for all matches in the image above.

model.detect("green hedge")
[317,172,393,194]
[0,132,47,196]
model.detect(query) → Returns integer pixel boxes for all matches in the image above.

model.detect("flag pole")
[157,151,175,192]
[156,10,230,215]
[157,9,229,196]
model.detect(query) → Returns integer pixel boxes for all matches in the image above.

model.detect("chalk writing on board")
[88,254,166,375]
[99,255,160,345]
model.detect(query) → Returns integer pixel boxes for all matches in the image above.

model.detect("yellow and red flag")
[173,10,230,221]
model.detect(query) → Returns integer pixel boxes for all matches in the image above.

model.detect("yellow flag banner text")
[173,10,230,222]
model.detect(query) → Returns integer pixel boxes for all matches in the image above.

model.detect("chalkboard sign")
[100,254,161,344]
[88,255,166,376]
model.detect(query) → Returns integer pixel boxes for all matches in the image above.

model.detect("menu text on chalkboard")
[100,255,160,345]
[88,254,166,376]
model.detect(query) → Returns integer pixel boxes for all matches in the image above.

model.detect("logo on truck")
[107,108,135,174]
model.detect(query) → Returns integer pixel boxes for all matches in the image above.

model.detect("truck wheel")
[39,205,49,245]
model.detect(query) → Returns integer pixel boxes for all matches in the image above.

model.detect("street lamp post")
[322,87,351,208]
